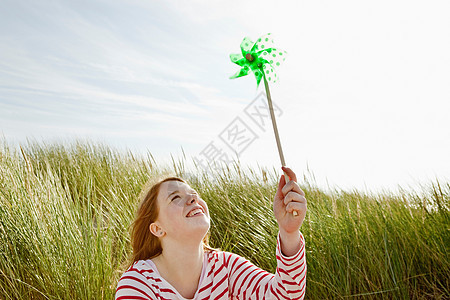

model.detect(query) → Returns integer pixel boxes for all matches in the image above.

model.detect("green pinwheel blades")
[259,49,286,83]
[229,53,251,79]
[230,53,243,63]
[259,48,287,68]
[230,33,286,87]
[253,33,275,52]
[262,63,277,83]
[229,53,247,67]
[230,65,250,79]
[253,69,263,86]
[240,37,254,56]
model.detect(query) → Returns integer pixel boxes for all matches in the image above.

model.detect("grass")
[0,140,448,299]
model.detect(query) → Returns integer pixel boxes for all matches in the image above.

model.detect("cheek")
[165,204,183,216]
[159,205,182,225]
[200,200,210,216]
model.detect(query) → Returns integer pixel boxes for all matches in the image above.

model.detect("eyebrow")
[166,189,197,200]
[167,190,179,200]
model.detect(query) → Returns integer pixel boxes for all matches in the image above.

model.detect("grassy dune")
[0,141,448,299]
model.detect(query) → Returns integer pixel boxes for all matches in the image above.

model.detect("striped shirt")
[115,233,306,300]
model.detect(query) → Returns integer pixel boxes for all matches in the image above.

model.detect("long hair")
[130,176,212,262]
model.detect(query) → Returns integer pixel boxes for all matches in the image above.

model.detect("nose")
[187,193,198,205]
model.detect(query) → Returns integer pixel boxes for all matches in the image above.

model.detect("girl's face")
[153,180,210,242]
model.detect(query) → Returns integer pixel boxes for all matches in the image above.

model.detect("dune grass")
[0,140,448,299]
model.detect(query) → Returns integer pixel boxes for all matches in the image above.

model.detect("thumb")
[275,174,286,200]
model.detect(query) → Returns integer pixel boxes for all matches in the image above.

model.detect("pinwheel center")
[245,53,254,62]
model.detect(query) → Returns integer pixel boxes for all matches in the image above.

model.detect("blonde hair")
[130,177,211,262]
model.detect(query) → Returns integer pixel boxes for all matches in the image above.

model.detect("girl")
[115,166,307,299]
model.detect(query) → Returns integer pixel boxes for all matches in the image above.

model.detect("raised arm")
[273,167,307,256]
[226,167,307,299]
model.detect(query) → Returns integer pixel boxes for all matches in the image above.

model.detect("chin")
[196,218,210,232]
[181,226,209,246]
[191,219,210,237]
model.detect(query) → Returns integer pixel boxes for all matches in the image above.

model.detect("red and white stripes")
[116,233,306,300]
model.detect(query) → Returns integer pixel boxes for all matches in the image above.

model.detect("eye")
[171,195,180,201]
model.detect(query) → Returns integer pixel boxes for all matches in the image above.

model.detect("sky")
[1,0,449,192]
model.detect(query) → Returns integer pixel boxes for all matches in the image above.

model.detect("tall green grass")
[0,140,448,299]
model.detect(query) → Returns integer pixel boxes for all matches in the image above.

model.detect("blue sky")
[1,0,449,191]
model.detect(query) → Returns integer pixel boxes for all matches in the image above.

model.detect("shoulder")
[120,260,157,279]
[115,260,159,299]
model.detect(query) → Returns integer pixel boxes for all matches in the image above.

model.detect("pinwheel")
[230,33,298,216]
[229,33,286,87]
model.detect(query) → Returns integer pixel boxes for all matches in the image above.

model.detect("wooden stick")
[262,74,298,216]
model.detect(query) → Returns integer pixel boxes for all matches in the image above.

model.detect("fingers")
[281,166,304,196]
[286,201,306,214]
[275,167,305,217]
[282,166,297,182]
[282,180,305,197]
[279,167,305,207]
[273,167,307,221]
[283,191,307,206]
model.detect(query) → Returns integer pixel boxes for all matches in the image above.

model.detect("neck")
[153,238,205,298]
[160,238,205,271]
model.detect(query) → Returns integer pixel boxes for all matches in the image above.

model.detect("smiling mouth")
[186,208,204,217]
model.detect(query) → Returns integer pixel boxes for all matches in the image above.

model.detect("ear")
[149,222,165,238]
